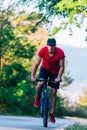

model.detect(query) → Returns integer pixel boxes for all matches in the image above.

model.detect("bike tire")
[43,93,48,127]
[43,109,48,127]
[39,105,43,117]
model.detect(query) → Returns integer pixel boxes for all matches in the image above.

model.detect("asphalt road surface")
[0,115,87,130]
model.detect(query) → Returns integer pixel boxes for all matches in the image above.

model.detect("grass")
[65,123,87,130]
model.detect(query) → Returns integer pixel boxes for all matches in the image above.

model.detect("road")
[0,115,87,130]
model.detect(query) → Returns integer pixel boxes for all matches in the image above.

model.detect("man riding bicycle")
[31,38,65,123]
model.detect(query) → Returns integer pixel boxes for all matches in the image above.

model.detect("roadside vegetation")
[65,123,87,130]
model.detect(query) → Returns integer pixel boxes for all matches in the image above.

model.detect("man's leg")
[50,87,57,114]
[49,87,57,123]
[36,82,44,96]
[34,67,48,107]
[34,82,43,107]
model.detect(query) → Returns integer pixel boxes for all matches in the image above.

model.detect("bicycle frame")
[40,81,49,127]
[36,79,56,127]
[41,82,50,111]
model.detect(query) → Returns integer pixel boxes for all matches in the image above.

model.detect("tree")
[79,88,87,107]
[0,8,37,114]
[37,0,87,24]
[0,4,49,114]
[65,88,87,118]
[18,0,87,37]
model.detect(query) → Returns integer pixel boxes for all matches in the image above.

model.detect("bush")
[65,107,87,118]
[65,123,87,130]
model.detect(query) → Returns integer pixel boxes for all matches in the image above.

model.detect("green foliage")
[65,123,87,130]
[76,88,87,118]
[65,106,87,118]
[28,0,87,35]
[0,8,37,115]
[0,18,15,58]
[1,62,28,87]
[11,39,36,59]
[51,26,61,36]
[79,88,87,107]
[15,0,87,39]
[37,0,87,21]
[61,60,74,87]
[27,12,45,22]
[0,81,35,115]
[62,73,74,87]
[27,12,45,33]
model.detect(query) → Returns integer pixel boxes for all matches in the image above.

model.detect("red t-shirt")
[38,46,65,74]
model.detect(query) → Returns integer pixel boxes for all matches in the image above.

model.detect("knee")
[38,82,44,87]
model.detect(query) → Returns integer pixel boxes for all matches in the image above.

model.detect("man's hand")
[55,76,61,82]
[31,75,36,82]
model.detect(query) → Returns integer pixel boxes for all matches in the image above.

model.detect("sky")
[54,18,87,103]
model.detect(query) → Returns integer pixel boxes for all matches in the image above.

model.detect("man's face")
[47,45,56,53]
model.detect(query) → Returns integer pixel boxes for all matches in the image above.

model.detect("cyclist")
[31,38,65,123]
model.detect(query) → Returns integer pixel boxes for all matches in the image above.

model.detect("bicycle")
[36,79,56,127]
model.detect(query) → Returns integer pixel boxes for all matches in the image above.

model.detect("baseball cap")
[47,38,56,46]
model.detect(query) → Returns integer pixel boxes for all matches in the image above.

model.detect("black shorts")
[38,67,60,89]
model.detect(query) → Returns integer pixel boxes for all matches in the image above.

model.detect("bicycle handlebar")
[36,79,60,83]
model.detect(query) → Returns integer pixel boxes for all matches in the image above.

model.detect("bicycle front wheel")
[43,93,49,127]
[43,109,48,127]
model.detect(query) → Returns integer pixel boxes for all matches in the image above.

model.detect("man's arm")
[55,58,65,82]
[31,56,42,81]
